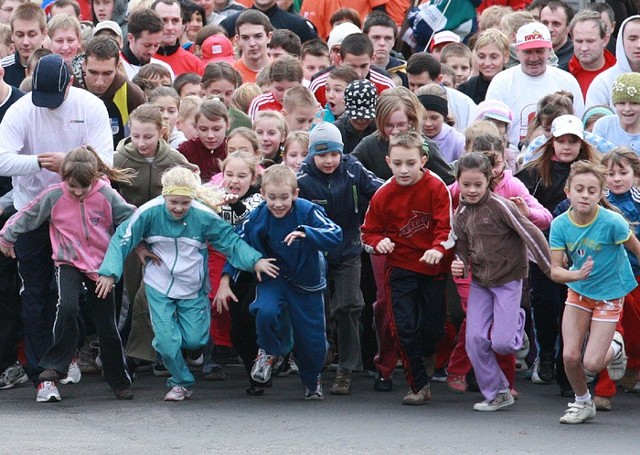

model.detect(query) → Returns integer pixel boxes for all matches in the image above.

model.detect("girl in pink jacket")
[0,147,136,403]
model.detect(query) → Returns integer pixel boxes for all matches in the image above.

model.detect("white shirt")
[0,87,113,210]
[486,65,584,145]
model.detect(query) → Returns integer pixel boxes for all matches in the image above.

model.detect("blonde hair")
[389,131,426,157]
[178,95,203,122]
[255,66,272,91]
[284,131,309,158]
[48,13,81,40]
[478,5,511,31]
[501,11,535,40]
[464,120,501,151]
[232,82,262,114]
[261,164,297,191]
[473,28,510,55]
[221,151,259,180]
[161,166,224,212]
[254,111,289,138]
[282,86,317,112]
[0,23,12,49]
[61,146,136,187]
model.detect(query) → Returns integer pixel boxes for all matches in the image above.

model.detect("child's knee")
[563,349,583,368]
[583,356,606,374]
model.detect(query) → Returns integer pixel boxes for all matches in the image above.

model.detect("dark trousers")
[14,224,56,376]
[229,272,260,384]
[387,266,446,393]
[0,231,20,372]
[38,265,131,391]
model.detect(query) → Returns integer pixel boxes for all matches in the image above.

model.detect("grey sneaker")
[304,377,324,401]
[0,362,28,390]
[164,385,192,401]
[402,384,431,406]
[559,400,596,424]
[36,381,61,403]
[329,370,352,395]
[607,331,627,382]
[251,349,280,384]
[473,391,515,411]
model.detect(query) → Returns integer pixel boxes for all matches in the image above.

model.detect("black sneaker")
[431,368,448,383]
[374,374,393,392]
[538,354,555,383]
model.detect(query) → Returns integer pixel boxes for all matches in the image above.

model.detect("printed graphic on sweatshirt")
[399,211,432,238]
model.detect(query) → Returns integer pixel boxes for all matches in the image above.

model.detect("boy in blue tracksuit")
[216,164,343,400]
[297,122,384,395]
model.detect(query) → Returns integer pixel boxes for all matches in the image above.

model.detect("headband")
[418,94,449,118]
[162,185,196,198]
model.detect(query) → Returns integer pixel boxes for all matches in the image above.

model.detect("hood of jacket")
[614,15,640,73]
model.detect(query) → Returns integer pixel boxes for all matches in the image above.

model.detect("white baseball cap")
[551,114,584,140]
[515,22,552,50]
[327,22,361,50]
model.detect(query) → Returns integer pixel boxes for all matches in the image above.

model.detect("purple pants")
[466,279,525,401]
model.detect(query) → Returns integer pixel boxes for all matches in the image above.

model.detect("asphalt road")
[1,365,638,454]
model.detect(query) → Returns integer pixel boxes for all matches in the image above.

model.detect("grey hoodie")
[585,15,640,109]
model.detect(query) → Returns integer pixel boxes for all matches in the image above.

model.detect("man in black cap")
[0,54,113,390]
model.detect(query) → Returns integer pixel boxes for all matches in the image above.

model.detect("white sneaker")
[36,381,61,402]
[559,400,596,424]
[607,331,627,382]
[60,358,82,384]
[164,385,192,401]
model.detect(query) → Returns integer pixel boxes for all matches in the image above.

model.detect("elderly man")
[485,22,583,146]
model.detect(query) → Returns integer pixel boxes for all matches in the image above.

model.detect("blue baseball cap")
[32,54,71,109]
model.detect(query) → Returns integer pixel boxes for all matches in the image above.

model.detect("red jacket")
[361,170,455,276]
[154,46,205,76]
[568,49,617,99]
[178,138,227,183]
[248,92,282,121]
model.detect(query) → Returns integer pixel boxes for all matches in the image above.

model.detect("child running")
[97,166,278,401]
[361,131,455,406]
[451,152,552,411]
[0,147,136,402]
[215,165,342,400]
[550,160,640,424]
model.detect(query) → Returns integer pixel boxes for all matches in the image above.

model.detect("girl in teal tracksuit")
[97,166,278,401]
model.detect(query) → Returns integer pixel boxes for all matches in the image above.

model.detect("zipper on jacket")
[80,202,90,241]
[166,237,178,295]
[352,184,358,213]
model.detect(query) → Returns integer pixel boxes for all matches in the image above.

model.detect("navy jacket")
[297,154,384,263]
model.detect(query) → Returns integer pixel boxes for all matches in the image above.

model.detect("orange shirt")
[233,58,259,84]
[300,0,387,40]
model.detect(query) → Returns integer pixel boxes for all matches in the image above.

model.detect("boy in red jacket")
[361,131,455,405]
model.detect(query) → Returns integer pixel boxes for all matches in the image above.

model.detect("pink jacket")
[449,169,552,230]
[0,178,134,280]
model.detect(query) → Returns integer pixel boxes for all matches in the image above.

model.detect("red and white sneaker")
[37,381,61,402]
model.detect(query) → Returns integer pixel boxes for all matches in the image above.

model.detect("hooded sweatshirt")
[586,15,640,109]
[114,137,191,207]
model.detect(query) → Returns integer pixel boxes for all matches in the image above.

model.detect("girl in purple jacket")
[0,147,136,403]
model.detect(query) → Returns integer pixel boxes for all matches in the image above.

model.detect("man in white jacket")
[486,22,584,146]
[0,55,113,381]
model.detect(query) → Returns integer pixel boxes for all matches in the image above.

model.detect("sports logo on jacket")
[89,209,104,226]
[399,211,431,238]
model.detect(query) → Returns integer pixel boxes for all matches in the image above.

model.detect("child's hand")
[137,247,161,266]
[376,238,395,254]
[451,258,465,277]
[213,280,237,314]
[575,256,594,280]
[95,275,115,299]
[219,193,240,206]
[254,258,279,281]
[510,197,530,217]
[0,244,15,258]
[284,230,306,245]
[420,249,444,265]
